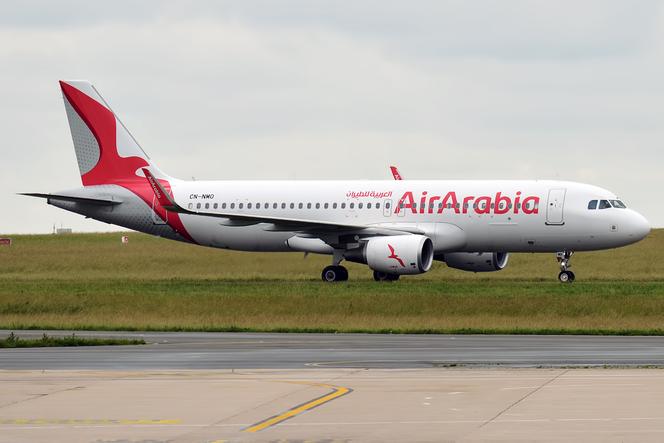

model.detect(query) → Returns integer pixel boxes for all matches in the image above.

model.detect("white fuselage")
[169,179,650,253]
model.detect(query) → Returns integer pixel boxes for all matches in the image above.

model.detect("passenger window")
[239,203,244,209]
[376,203,381,209]
[298,203,303,209]
[222,203,227,209]
[230,203,235,209]
[588,200,598,210]
[350,203,355,209]
[306,203,311,209]
[196,203,201,209]
[385,202,390,209]
[324,203,329,209]
[598,200,612,209]
[247,203,252,209]
[213,203,218,209]
[273,203,278,209]
[358,203,363,209]
[205,203,210,209]
[333,203,338,209]
[316,203,320,209]
[341,203,346,209]
[188,203,193,209]
[281,203,286,209]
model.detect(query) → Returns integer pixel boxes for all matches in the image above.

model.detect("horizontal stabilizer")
[20,193,122,206]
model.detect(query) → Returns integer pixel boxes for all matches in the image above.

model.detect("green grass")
[0,332,144,348]
[0,230,663,334]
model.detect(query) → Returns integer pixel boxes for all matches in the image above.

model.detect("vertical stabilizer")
[60,80,166,186]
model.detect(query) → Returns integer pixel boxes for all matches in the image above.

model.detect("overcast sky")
[1,0,662,233]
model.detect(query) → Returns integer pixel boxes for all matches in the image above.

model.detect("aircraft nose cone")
[629,211,651,240]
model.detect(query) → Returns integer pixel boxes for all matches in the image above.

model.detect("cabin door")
[546,188,566,225]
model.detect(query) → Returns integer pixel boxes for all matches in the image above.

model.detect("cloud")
[0,1,662,233]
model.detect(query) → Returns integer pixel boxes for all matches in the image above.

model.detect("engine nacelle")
[363,235,434,275]
[441,252,509,272]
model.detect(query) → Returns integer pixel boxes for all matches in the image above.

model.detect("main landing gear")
[373,271,400,282]
[322,250,349,282]
[556,251,575,283]
[321,265,348,282]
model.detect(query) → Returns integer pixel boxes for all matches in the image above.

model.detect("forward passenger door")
[546,188,566,225]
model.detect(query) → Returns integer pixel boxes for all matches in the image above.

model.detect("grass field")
[0,230,663,334]
[0,332,144,348]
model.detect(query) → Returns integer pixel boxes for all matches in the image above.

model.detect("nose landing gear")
[556,251,575,283]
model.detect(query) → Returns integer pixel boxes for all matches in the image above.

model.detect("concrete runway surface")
[1,330,664,369]
[2,331,664,442]
[3,368,664,442]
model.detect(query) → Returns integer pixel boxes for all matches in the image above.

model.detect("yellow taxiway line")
[243,381,352,433]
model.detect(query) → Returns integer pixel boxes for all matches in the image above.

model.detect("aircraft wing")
[142,168,420,236]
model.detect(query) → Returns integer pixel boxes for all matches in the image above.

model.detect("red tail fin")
[60,80,151,186]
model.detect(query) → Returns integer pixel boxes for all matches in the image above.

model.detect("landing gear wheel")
[322,265,348,282]
[373,271,400,282]
[556,251,575,283]
[558,271,575,283]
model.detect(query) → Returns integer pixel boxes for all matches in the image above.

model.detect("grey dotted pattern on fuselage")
[63,96,100,175]
[48,185,186,243]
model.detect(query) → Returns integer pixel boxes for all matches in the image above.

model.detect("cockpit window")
[610,200,627,209]
[598,200,612,209]
[587,200,598,210]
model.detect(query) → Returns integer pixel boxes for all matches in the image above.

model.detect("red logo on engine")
[387,244,405,267]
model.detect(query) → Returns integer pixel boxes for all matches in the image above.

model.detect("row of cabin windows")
[188,201,392,210]
[587,199,627,210]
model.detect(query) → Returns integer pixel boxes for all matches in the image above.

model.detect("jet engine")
[441,252,509,272]
[347,235,434,275]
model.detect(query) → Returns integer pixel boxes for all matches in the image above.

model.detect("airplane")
[23,80,651,283]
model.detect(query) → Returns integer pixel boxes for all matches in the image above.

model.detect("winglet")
[390,166,403,180]
[142,168,178,210]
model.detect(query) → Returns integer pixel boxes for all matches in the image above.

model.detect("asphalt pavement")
[1,330,664,369]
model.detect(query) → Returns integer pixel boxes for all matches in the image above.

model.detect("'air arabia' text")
[395,191,540,215]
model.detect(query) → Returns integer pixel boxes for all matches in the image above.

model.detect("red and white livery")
[24,81,651,283]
